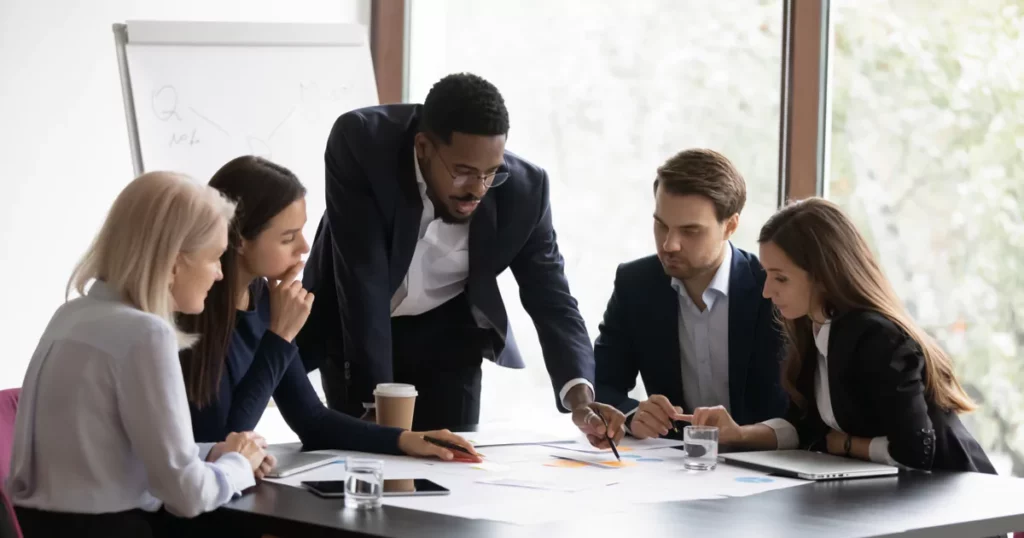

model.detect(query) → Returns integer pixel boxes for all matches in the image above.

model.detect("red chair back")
[0,389,19,484]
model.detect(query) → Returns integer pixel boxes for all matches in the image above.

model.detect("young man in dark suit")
[594,149,787,439]
[300,73,624,446]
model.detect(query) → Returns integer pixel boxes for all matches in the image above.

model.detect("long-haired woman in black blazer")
[682,197,994,473]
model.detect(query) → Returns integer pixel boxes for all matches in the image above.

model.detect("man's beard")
[426,188,477,224]
[661,257,716,281]
[422,168,479,224]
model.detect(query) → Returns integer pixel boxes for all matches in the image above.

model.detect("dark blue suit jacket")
[594,245,787,426]
[300,104,593,409]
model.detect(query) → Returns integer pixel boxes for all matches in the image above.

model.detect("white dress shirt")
[386,150,591,407]
[389,150,470,318]
[762,321,898,465]
[7,281,254,518]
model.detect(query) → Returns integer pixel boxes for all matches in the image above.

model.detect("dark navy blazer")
[594,246,788,426]
[300,104,593,409]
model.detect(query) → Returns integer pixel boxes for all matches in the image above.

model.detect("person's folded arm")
[755,396,827,451]
[208,329,298,434]
[116,322,254,518]
[273,352,404,454]
[860,321,936,469]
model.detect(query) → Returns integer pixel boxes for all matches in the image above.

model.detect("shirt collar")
[86,279,120,302]
[412,147,429,196]
[412,147,435,223]
[814,320,832,357]
[708,242,733,298]
[670,242,733,309]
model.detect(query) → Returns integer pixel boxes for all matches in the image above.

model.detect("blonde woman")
[8,172,271,537]
[683,198,994,473]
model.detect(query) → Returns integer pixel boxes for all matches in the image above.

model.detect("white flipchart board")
[113,21,380,253]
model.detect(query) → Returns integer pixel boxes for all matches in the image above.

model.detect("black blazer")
[300,104,593,408]
[594,247,788,426]
[787,309,995,473]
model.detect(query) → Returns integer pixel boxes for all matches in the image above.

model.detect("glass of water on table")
[345,458,384,509]
[683,426,719,471]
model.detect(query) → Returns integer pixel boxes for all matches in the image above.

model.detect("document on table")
[454,428,577,447]
[544,436,685,454]
[259,444,812,526]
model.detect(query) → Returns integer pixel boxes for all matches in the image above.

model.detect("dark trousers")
[16,506,174,538]
[14,505,252,538]
[323,294,490,431]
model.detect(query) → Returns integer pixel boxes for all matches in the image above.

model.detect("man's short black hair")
[420,73,510,144]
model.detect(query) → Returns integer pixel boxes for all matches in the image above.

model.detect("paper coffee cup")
[374,383,417,430]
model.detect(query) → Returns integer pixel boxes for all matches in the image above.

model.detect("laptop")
[264,448,343,478]
[719,449,899,480]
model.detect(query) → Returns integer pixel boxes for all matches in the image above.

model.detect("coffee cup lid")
[374,383,418,397]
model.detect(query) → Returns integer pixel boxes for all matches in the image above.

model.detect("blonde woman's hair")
[758,197,976,414]
[68,171,237,348]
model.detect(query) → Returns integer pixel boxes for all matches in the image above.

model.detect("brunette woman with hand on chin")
[682,198,993,473]
[178,156,480,462]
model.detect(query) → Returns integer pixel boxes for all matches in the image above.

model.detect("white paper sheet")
[544,436,686,454]
[454,428,577,447]
[261,445,813,526]
[472,443,566,463]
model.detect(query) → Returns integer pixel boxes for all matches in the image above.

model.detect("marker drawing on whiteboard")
[188,107,230,136]
[169,128,200,148]
[267,106,298,142]
[268,105,296,140]
[299,81,314,103]
[152,85,182,121]
[300,81,348,103]
[246,136,272,160]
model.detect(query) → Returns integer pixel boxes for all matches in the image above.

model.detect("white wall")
[0,0,370,389]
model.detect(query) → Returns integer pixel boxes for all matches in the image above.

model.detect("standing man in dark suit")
[300,73,624,445]
[594,149,787,440]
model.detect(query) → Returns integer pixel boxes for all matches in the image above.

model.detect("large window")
[408,0,783,422]
[829,0,1024,475]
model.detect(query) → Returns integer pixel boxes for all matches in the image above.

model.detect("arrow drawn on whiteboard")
[188,106,230,136]
[152,85,182,121]
[247,136,272,160]
[267,106,298,142]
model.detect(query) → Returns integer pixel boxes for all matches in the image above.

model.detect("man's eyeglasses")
[431,142,509,189]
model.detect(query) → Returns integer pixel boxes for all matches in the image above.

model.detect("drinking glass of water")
[344,458,384,509]
[683,425,719,471]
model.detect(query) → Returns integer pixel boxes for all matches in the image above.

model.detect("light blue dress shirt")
[671,244,733,413]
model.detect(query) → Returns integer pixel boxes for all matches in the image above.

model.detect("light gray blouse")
[6,281,254,517]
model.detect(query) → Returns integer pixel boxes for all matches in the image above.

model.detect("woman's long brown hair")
[758,198,975,414]
[177,156,306,408]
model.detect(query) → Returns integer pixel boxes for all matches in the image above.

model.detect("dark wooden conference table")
[209,424,1024,538]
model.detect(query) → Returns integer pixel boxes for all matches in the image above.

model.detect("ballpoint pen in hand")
[595,411,621,461]
[422,435,484,460]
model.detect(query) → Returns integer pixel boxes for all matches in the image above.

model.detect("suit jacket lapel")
[389,136,423,293]
[651,271,685,407]
[727,245,757,422]
[824,313,858,433]
[467,194,507,345]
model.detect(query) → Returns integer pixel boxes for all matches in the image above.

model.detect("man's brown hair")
[653,149,747,221]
